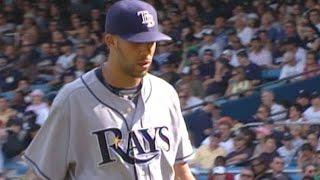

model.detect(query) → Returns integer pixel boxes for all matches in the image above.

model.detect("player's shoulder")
[53,70,95,105]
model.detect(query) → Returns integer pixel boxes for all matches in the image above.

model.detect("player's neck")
[102,62,142,88]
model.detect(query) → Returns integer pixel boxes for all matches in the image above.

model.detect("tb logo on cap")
[137,10,155,28]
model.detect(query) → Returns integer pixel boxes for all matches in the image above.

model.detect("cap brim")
[120,31,172,43]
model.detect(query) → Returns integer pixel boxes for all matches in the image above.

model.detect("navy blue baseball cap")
[105,0,172,43]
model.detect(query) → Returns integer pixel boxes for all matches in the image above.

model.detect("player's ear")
[104,34,118,48]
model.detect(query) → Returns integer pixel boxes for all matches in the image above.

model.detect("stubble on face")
[116,46,150,78]
[114,37,155,78]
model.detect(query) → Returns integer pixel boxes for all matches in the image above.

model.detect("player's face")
[114,36,156,78]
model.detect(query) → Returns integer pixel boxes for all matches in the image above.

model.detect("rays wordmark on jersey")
[92,126,170,165]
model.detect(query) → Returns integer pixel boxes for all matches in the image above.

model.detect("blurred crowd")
[1,0,320,179]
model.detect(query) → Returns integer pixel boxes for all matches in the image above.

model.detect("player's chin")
[130,69,148,78]
[135,71,148,77]
[133,67,150,77]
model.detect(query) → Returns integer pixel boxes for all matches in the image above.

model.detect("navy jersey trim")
[145,78,152,103]
[175,151,194,162]
[95,68,142,98]
[80,75,130,131]
[23,155,50,180]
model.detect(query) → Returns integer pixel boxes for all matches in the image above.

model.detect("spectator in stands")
[84,40,105,66]
[61,70,76,86]
[246,104,271,124]
[160,18,180,42]
[221,49,233,64]
[198,0,216,25]
[198,49,215,80]
[201,117,236,153]
[226,131,252,166]
[51,30,67,45]
[303,51,320,79]
[296,90,311,111]
[253,126,272,157]
[260,90,287,121]
[10,91,28,113]
[277,132,296,167]
[287,103,305,122]
[302,163,317,179]
[45,20,59,38]
[258,135,280,167]
[297,143,316,168]
[55,41,76,70]
[279,51,304,80]
[248,37,273,68]
[250,156,272,180]
[0,56,6,67]
[175,70,205,99]
[0,97,16,126]
[1,117,29,176]
[237,50,261,86]
[16,41,39,82]
[256,30,272,51]
[307,9,320,32]
[225,67,252,99]
[234,14,254,46]
[189,131,226,170]
[154,41,174,67]
[19,13,39,44]
[314,152,320,179]
[207,156,234,180]
[204,58,232,97]
[300,26,320,52]
[235,167,254,180]
[213,16,231,48]
[25,89,49,125]
[74,25,92,45]
[303,91,320,121]
[280,20,301,44]
[50,42,61,59]
[66,14,83,39]
[49,4,67,29]
[3,45,17,63]
[307,133,320,151]
[228,35,244,67]
[283,37,307,65]
[217,119,234,154]
[177,82,203,114]
[269,156,290,179]
[0,57,22,92]
[68,56,87,78]
[290,125,305,149]
[89,8,104,29]
[36,42,56,80]
[0,13,15,44]
[198,31,222,60]
[159,58,180,86]
[259,12,280,42]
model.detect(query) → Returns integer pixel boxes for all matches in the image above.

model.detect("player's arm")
[174,162,195,180]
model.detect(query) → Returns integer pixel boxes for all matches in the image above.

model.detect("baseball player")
[23,0,195,179]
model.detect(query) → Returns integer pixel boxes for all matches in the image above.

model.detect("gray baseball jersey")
[23,68,194,180]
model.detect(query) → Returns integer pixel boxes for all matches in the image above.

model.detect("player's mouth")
[137,61,151,70]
